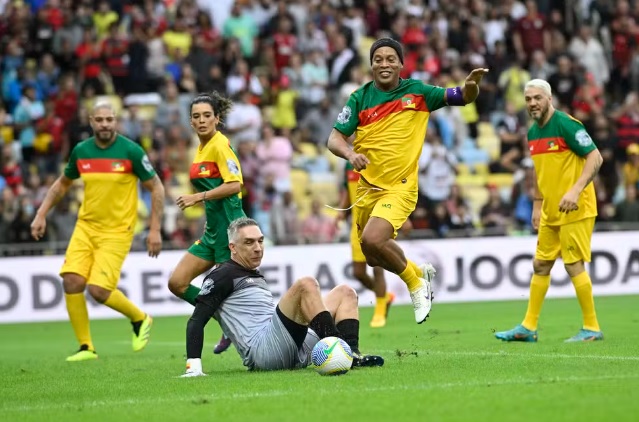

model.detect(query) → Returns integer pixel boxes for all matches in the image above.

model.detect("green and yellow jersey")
[64,134,156,233]
[528,110,598,225]
[333,79,447,192]
[189,131,244,230]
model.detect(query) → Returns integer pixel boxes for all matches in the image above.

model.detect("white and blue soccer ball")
[311,336,353,376]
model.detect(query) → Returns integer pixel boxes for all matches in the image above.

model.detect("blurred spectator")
[490,101,526,173]
[622,144,639,189]
[480,185,511,236]
[614,184,639,223]
[301,198,336,244]
[256,124,293,192]
[418,133,457,210]
[568,24,609,88]
[225,90,262,145]
[270,191,300,245]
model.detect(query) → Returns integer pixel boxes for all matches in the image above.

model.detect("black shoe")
[351,352,384,368]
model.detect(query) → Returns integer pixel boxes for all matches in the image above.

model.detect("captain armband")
[446,86,465,106]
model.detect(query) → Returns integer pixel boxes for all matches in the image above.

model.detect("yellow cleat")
[132,314,153,352]
[370,314,387,328]
[66,345,98,362]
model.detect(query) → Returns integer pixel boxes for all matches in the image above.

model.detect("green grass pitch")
[1,296,638,422]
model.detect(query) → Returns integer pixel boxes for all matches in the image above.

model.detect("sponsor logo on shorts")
[381,203,391,209]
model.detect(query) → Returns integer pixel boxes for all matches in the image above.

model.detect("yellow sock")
[103,289,145,322]
[373,296,386,316]
[571,272,601,331]
[65,293,94,350]
[522,274,551,331]
[399,263,422,293]
[409,260,423,278]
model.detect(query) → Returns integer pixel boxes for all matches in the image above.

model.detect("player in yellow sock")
[64,292,97,361]
[496,79,603,343]
[30,101,165,360]
[335,162,396,328]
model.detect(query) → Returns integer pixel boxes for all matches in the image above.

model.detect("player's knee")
[564,261,585,277]
[62,274,87,294]
[532,259,554,275]
[294,276,320,294]
[87,284,111,303]
[167,274,186,296]
[334,284,357,303]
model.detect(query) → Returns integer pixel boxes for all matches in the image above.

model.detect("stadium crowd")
[1,0,639,256]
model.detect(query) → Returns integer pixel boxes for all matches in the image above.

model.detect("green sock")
[182,285,201,306]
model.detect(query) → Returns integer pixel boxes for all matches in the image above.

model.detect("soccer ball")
[311,336,353,376]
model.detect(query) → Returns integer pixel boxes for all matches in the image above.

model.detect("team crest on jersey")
[200,278,215,295]
[227,159,240,175]
[337,106,352,124]
[402,95,416,109]
[575,129,593,147]
[141,154,154,172]
[112,161,125,172]
[547,140,559,151]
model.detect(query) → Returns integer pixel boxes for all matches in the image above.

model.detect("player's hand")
[559,189,580,214]
[531,203,541,230]
[334,211,346,229]
[176,194,200,210]
[146,229,162,258]
[347,152,369,171]
[465,68,489,88]
[30,214,47,241]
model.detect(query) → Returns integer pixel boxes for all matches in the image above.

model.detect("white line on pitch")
[4,373,639,413]
[117,342,639,362]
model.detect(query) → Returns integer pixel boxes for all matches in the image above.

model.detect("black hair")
[189,91,233,124]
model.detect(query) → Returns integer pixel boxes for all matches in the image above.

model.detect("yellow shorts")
[60,222,133,291]
[350,220,366,263]
[353,180,417,240]
[535,217,595,264]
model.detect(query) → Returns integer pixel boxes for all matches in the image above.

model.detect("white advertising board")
[1,232,637,323]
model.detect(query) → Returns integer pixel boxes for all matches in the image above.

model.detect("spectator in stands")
[480,184,511,236]
[490,101,526,173]
[301,198,336,244]
[614,184,639,223]
[270,190,300,245]
[256,124,293,192]
[568,24,609,88]
[512,0,551,63]
[418,132,457,210]
[225,90,262,145]
[622,144,639,189]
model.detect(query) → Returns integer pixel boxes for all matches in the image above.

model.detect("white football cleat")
[181,358,207,377]
[410,264,435,324]
[180,370,207,378]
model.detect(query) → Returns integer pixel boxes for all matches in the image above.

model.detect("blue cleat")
[495,324,538,342]
[564,329,604,343]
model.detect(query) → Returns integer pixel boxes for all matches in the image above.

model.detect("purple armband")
[446,86,465,106]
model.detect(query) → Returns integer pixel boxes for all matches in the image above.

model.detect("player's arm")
[31,146,80,241]
[327,95,369,170]
[177,144,243,209]
[133,148,165,257]
[183,273,234,377]
[140,174,165,258]
[570,149,603,194]
[531,166,543,230]
[560,124,603,213]
[31,174,74,240]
